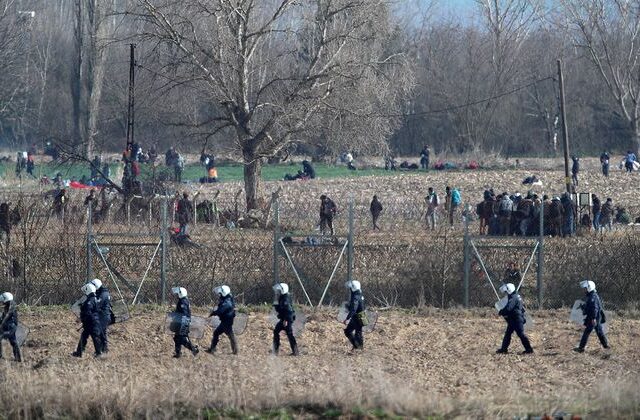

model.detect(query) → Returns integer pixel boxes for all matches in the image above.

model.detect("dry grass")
[1,306,639,418]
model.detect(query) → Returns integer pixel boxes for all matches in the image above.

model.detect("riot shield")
[15,323,29,347]
[111,298,130,323]
[569,299,585,325]
[209,312,249,335]
[337,302,378,333]
[164,312,207,339]
[70,296,86,318]
[269,310,306,337]
[494,296,508,311]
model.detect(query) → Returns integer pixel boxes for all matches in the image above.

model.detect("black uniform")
[273,293,298,355]
[497,292,533,353]
[173,297,198,357]
[73,293,103,357]
[0,302,21,361]
[208,295,238,354]
[95,286,113,352]
[344,290,365,349]
[577,290,609,351]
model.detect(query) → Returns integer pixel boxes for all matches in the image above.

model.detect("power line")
[397,75,556,118]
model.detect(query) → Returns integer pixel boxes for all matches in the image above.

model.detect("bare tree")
[561,0,640,153]
[131,0,411,210]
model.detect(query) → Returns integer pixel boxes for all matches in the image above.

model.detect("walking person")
[420,145,430,170]
[319,195,337,236]
[343,280,365,351]
[600,198,614,232]
[450,187,461,226]
[369,195,382,231]
[206,285,238,355]
[574,280,609,353]
[91,279,113,353]
[496,283,534,355]
[272,283,298,356]
[425,187,439,230]
[624,150,636,172]
[0,292,22,361]
[171,287,199,358]
[72,283,103,358]
[177,192,193,236]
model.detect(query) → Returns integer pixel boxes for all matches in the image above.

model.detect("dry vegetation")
[1,306,639,418]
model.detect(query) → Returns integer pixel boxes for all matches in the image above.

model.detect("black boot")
[13,346,22,362]
[290,345,299,356]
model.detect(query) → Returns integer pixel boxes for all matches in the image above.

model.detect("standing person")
[207,285,238,355]
[72,283,103,358]
[478,191,495,235]
[90,156,101,179]
[592,194,601,231]
[496,283,534,355]
[0,292,22,361]
[600,198,614,231]
[574,280,609,353]
[450,187,461,225]
[302,160,315,179]
[272,283,298,356]
[498,193,513,236]
[343,280,365,351]
[53,189,68,220]
[504,262,521,287]
[420,145,430,170]
[571,156,580,188]
[26,155,35,178]
[369,195,382,230]
[171,287,199,358]
[600,151,610,177]
[560,192,574,237]
[177,192,193,236]
[15,152,26,178]
[345,152,356,170]
[624,150,637,172]
[425,187,439,230]
[90,279,113,353]
[548,197,563,236]
[174,152,184,182]
[319,194,337,236]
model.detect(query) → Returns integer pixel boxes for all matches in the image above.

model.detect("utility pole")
[557,59,571,194]
[126,44,136,150]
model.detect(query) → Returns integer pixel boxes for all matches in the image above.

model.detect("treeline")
[0,0,637,160]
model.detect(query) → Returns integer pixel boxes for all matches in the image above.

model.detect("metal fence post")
[273,197,280,285]
[160,197,168,304]
[537,199,544,308]
[86,204,93,281]
[347,197,354,282]
[462,205,470,308]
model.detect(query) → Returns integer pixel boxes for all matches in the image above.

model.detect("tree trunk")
[243,156,262,212]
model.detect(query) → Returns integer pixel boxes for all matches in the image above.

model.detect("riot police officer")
[343,280,365,350]
[0,292,21,361]
[496,283,533,354]
[91,279,113,353]
[206,285,238,355]
[574,280,609,353]
[171,286,199,358]
[272,283,298,356]
[72,283,103,358]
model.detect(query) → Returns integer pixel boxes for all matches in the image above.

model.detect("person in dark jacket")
[600,151,610,176]
[571,156,580,188]
[592,194,602,231]
[72,283,103,358]
[91,279,113,353]
[207,285,238,355]
[343,280,365,351]
[496,283,533,354]
[0,292,21,361]
[171,287,199,358]
[420,145,430,170]
[177,192,194,236]
[370,195,382,230]
[319,195,337,236]
[504,262,521,287]
[272,283,298,356]
[560,193,574,237]
[302,160,315,179]
[574,280,609,353]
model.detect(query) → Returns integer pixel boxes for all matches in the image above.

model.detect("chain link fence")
[0,187,639,309]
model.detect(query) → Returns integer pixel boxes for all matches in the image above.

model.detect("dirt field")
[1,306,638,418]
